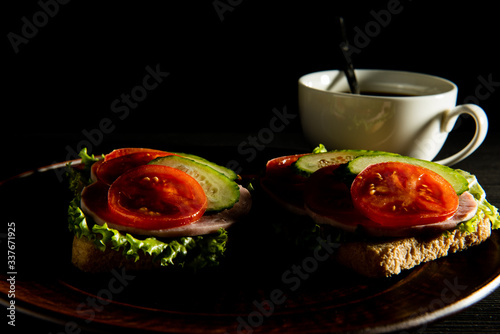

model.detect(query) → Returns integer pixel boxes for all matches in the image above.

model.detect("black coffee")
[342,91,418,97]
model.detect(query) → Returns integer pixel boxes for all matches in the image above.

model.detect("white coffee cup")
[298,69,488,166]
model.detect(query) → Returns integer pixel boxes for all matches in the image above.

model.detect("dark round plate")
[1,150,500,333]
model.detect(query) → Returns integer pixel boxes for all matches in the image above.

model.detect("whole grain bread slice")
[72,235,160,273]
[334,216,492,278]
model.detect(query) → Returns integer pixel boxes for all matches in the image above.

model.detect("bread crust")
[334,216,492,277]
[71,235,160,273]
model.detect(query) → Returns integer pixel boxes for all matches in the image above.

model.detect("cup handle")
[433,104,489,166]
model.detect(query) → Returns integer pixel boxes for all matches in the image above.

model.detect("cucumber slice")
[149,155,240,212]
[174,152,238,181]
[294,150,399,176]
[346,155,469,195]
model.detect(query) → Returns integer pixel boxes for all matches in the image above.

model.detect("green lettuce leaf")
[456,170,500,232]
[312,143,328,154]
[65,148,102,200]
[79,147,102,169]
[66,148,228,271]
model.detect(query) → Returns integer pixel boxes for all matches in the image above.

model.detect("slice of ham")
[305,191,478,238]
[81,184,251,238]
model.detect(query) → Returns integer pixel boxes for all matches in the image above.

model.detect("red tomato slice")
[107,165,207,229]
[90,159,103,183]
[96,151,175,185]
[265,154,308,182]
[81,180,117,223]
[263,153,309,193]
[260,154,309,211]
[351,162,459,226]
[304,164,359,218]
[104,148,169,161]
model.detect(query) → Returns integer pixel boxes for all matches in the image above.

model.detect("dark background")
[3,0,499,174]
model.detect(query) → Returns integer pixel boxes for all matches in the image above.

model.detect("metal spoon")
[329,17,360,94]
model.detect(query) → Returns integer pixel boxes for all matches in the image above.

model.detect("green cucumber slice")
[149,155,240,212]
[346,155,469,195]
[174,152,238,181]
[294,150,399,176]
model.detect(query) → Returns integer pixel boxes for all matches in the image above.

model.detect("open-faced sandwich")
[260,146,499,277]
[67,148,252,273]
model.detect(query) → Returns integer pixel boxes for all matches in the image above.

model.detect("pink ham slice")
[305,191,478,238]
[81,185,251,238]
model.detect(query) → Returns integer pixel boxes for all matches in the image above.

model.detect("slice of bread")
[72,235,160,273]
[334,216,492,277]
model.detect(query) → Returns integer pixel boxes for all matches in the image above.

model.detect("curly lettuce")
[66,148,102,200]
[312,143,328,154]
[66,148,228,271]
[456,169,500,232]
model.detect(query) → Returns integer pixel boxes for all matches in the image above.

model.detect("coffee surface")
[342,91,418,97]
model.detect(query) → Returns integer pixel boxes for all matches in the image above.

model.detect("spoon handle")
[338,17,360,94]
